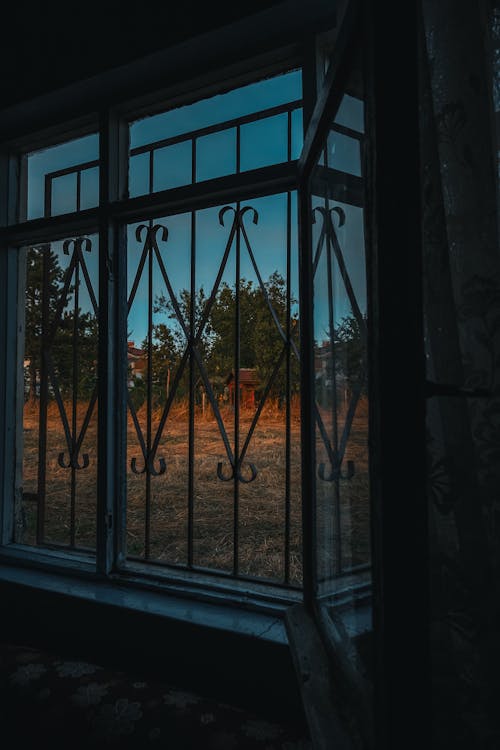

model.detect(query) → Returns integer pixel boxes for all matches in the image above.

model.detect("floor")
[0,641,312,749]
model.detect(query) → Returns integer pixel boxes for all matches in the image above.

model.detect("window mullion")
[0,151,22,547]
[97,110,128,575]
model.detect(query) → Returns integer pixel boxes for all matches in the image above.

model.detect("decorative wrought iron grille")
[126,194,302,584]
[312,100,370,582]
[18,236,99,550]
[11,66,370,592]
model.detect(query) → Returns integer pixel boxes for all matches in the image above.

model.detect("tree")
[208,279,257,378]
[140,321,181,407]
[51,309,98,400]
[251,271,300,399]
[149,273,300,408]
[24,246,64,400]
[317,314,367,405]
[24,244,99,402]
[333,314,366,392]
[150,287,213,403]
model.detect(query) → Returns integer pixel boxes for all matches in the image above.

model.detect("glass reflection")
[311,45,372,702]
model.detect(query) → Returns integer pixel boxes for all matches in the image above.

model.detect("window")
[2,68,311,596]
[18,235,99,550]
[129,70,303,194]
[0,7,372,643]
[26,133,99,219]
[124,193,301,582]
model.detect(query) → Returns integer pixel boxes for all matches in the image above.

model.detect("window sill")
[0,561,289,644]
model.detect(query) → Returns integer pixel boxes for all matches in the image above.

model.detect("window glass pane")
[126,216,191,563]
[240,113,288,171]
[310,44,372,701]
[325,130,362,176]
[80,166,99,210]
[51,172,77,216]
[16,234,99,553]
[129,152,151,197]
[125,193,301,583]
[128,70,302,197]
[334,94,365,133]
[153,141,192,192]
[196,128,237,182]
[26,133,99,220]
[291,107,304,160]
[130,70,302,148]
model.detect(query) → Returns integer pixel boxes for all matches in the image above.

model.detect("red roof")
[127,341,145,359]
[226,368,259,385]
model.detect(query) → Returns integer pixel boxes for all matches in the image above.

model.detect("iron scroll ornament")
[128,224,168,477]
[312,205,368,483]
[215,206,259,484]
[217,460,258,484]
[58,451,90,471]
[42,236,98,474]
[130,455,167,476]
[127,206,298,486]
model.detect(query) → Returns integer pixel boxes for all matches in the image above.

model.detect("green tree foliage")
[316,314,367,409]
[148,273,300,408]
[333,315,366,390]
[136,321,180,408]
[24,245,98,402]
[24,247,64,400]
[52,310,98,399]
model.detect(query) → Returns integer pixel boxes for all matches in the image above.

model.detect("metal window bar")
[311,141,368,577]
[329,121,363,142]
[126,197,301,586]
[20,168,365,583]
[130,100,302,158]
[131,100,302,194]
[7,83,373,591]
[285,110,293,584]
[44,160,99,218]
[31,237,98,550]
[187,210,196,568]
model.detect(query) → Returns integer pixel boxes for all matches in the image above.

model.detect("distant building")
[127,341,147,383]
[314,340,349,407]
[226,368,259,409]
[314,340,332,386]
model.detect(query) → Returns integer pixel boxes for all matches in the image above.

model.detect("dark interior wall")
[1,2,283,107]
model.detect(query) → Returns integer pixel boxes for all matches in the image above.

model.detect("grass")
[19,395,370,586]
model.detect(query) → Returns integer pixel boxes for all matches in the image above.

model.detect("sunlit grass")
[20,396,370,585]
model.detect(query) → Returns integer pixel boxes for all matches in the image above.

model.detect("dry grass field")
[19,396,370,585]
